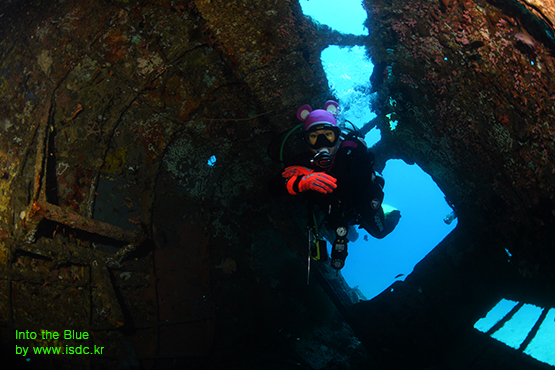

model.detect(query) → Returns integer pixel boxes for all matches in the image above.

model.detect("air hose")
[279,123,302,167]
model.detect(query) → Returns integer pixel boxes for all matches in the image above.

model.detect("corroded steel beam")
[25,200,142,244]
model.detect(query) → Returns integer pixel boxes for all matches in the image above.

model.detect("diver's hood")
[296,100,342,168]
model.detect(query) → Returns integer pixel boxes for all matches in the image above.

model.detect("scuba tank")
[340,119,368,149]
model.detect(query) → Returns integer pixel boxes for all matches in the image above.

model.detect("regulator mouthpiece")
[311,150,333,168]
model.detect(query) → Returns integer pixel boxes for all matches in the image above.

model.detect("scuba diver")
[268,100,401,270]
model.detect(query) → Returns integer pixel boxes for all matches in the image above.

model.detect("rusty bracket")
[21,107,145,256]
[24,200,143,246]
[17,100,146,329]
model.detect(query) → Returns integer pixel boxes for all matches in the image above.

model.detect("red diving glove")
[282,165,313,179]
[282,166,337,195]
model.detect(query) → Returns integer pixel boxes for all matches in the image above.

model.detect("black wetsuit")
[269,138,393,239]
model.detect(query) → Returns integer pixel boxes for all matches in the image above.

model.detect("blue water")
[300,1,554,366]
[491,303,542,349]
[339,160,456,299]
[299,0,368,36]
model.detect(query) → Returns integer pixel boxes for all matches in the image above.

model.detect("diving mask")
[303,125,341,168]
[304,126,340,150]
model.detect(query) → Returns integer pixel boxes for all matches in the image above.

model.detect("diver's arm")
[267,153,317,197]
[268,166,337,196]
[330,147,375,188]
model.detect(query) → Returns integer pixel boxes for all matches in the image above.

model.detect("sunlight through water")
[475,299,555,366]
[321,45,379,147]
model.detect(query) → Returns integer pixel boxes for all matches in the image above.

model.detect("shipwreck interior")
[1,0,555,369]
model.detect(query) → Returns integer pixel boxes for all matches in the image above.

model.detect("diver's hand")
[282,165,313,179]
[286,172,337,195]
[299,173,337,194]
